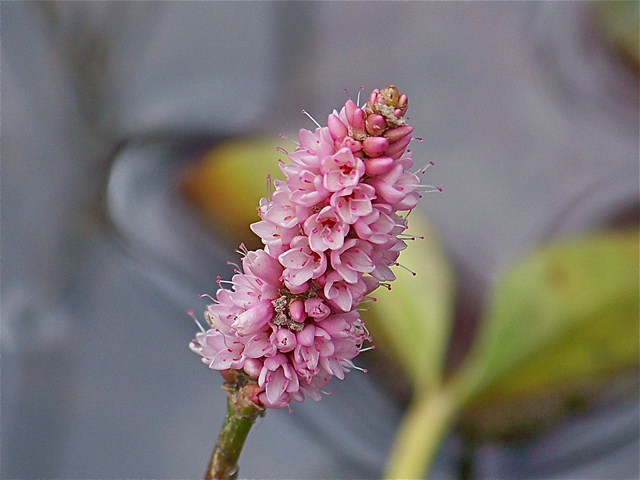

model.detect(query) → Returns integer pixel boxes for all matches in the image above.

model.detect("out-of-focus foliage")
[362,212,455,392]
[385,230,639,478]
[181,138,285,249]
[595,1,639,74]
[460,230,639,439]
[181,138,639,479]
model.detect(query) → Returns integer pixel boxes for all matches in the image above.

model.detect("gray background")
[2,2,638,479]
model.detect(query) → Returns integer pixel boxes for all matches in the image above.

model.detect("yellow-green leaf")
[462,230,639,400]
[181,137,285,248]
[364,211,455,391]
[385,230,639,479]
[457,230,639,438]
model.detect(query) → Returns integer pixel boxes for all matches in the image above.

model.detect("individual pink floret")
[329,238,375,284]
[329,183,376,225]
[260,182,299,229]
[320,148,365,192]
[281,163,330,208]
[278,235,328,287]
[303,206,349,253]
[287,127,335,169]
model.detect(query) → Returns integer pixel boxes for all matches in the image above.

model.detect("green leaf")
[457,230,639,438]
[181,137,285,249]
[364,212,455,391]
[385,230,639,478]
[462,230,639,400]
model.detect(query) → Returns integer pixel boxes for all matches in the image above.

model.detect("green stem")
[205,373,264,480]
[384,363,482,479]
[384,385,461,479]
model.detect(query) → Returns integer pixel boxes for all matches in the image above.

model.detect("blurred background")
[2,2,638,479]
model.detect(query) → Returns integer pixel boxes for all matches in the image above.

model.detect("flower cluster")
[191,86,427,409]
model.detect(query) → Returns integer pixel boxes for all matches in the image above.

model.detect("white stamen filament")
[187,310,206,333]
[301,109,322,128]
[393,262,417,276]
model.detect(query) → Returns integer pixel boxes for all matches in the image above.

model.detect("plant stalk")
[205,374,264,480]
[384,386,459,479]
[384,361,482,478]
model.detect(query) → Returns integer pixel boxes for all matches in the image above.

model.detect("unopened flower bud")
[351,108,366,137]
[385,134,412,159]
[344,99,359,125]
[243,358,263,378]
[289,298,306,323]
[275,329,297,352]
[396,93,409,118]
[365,114,387,136]
[384,125,413,143]
[366,89,380,112]
[363,136,389,157]
[364,155,394,175]
[398,93,408,110]
[328,113,348,141]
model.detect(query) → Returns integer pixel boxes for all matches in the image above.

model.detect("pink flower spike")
[190,85,431,411]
